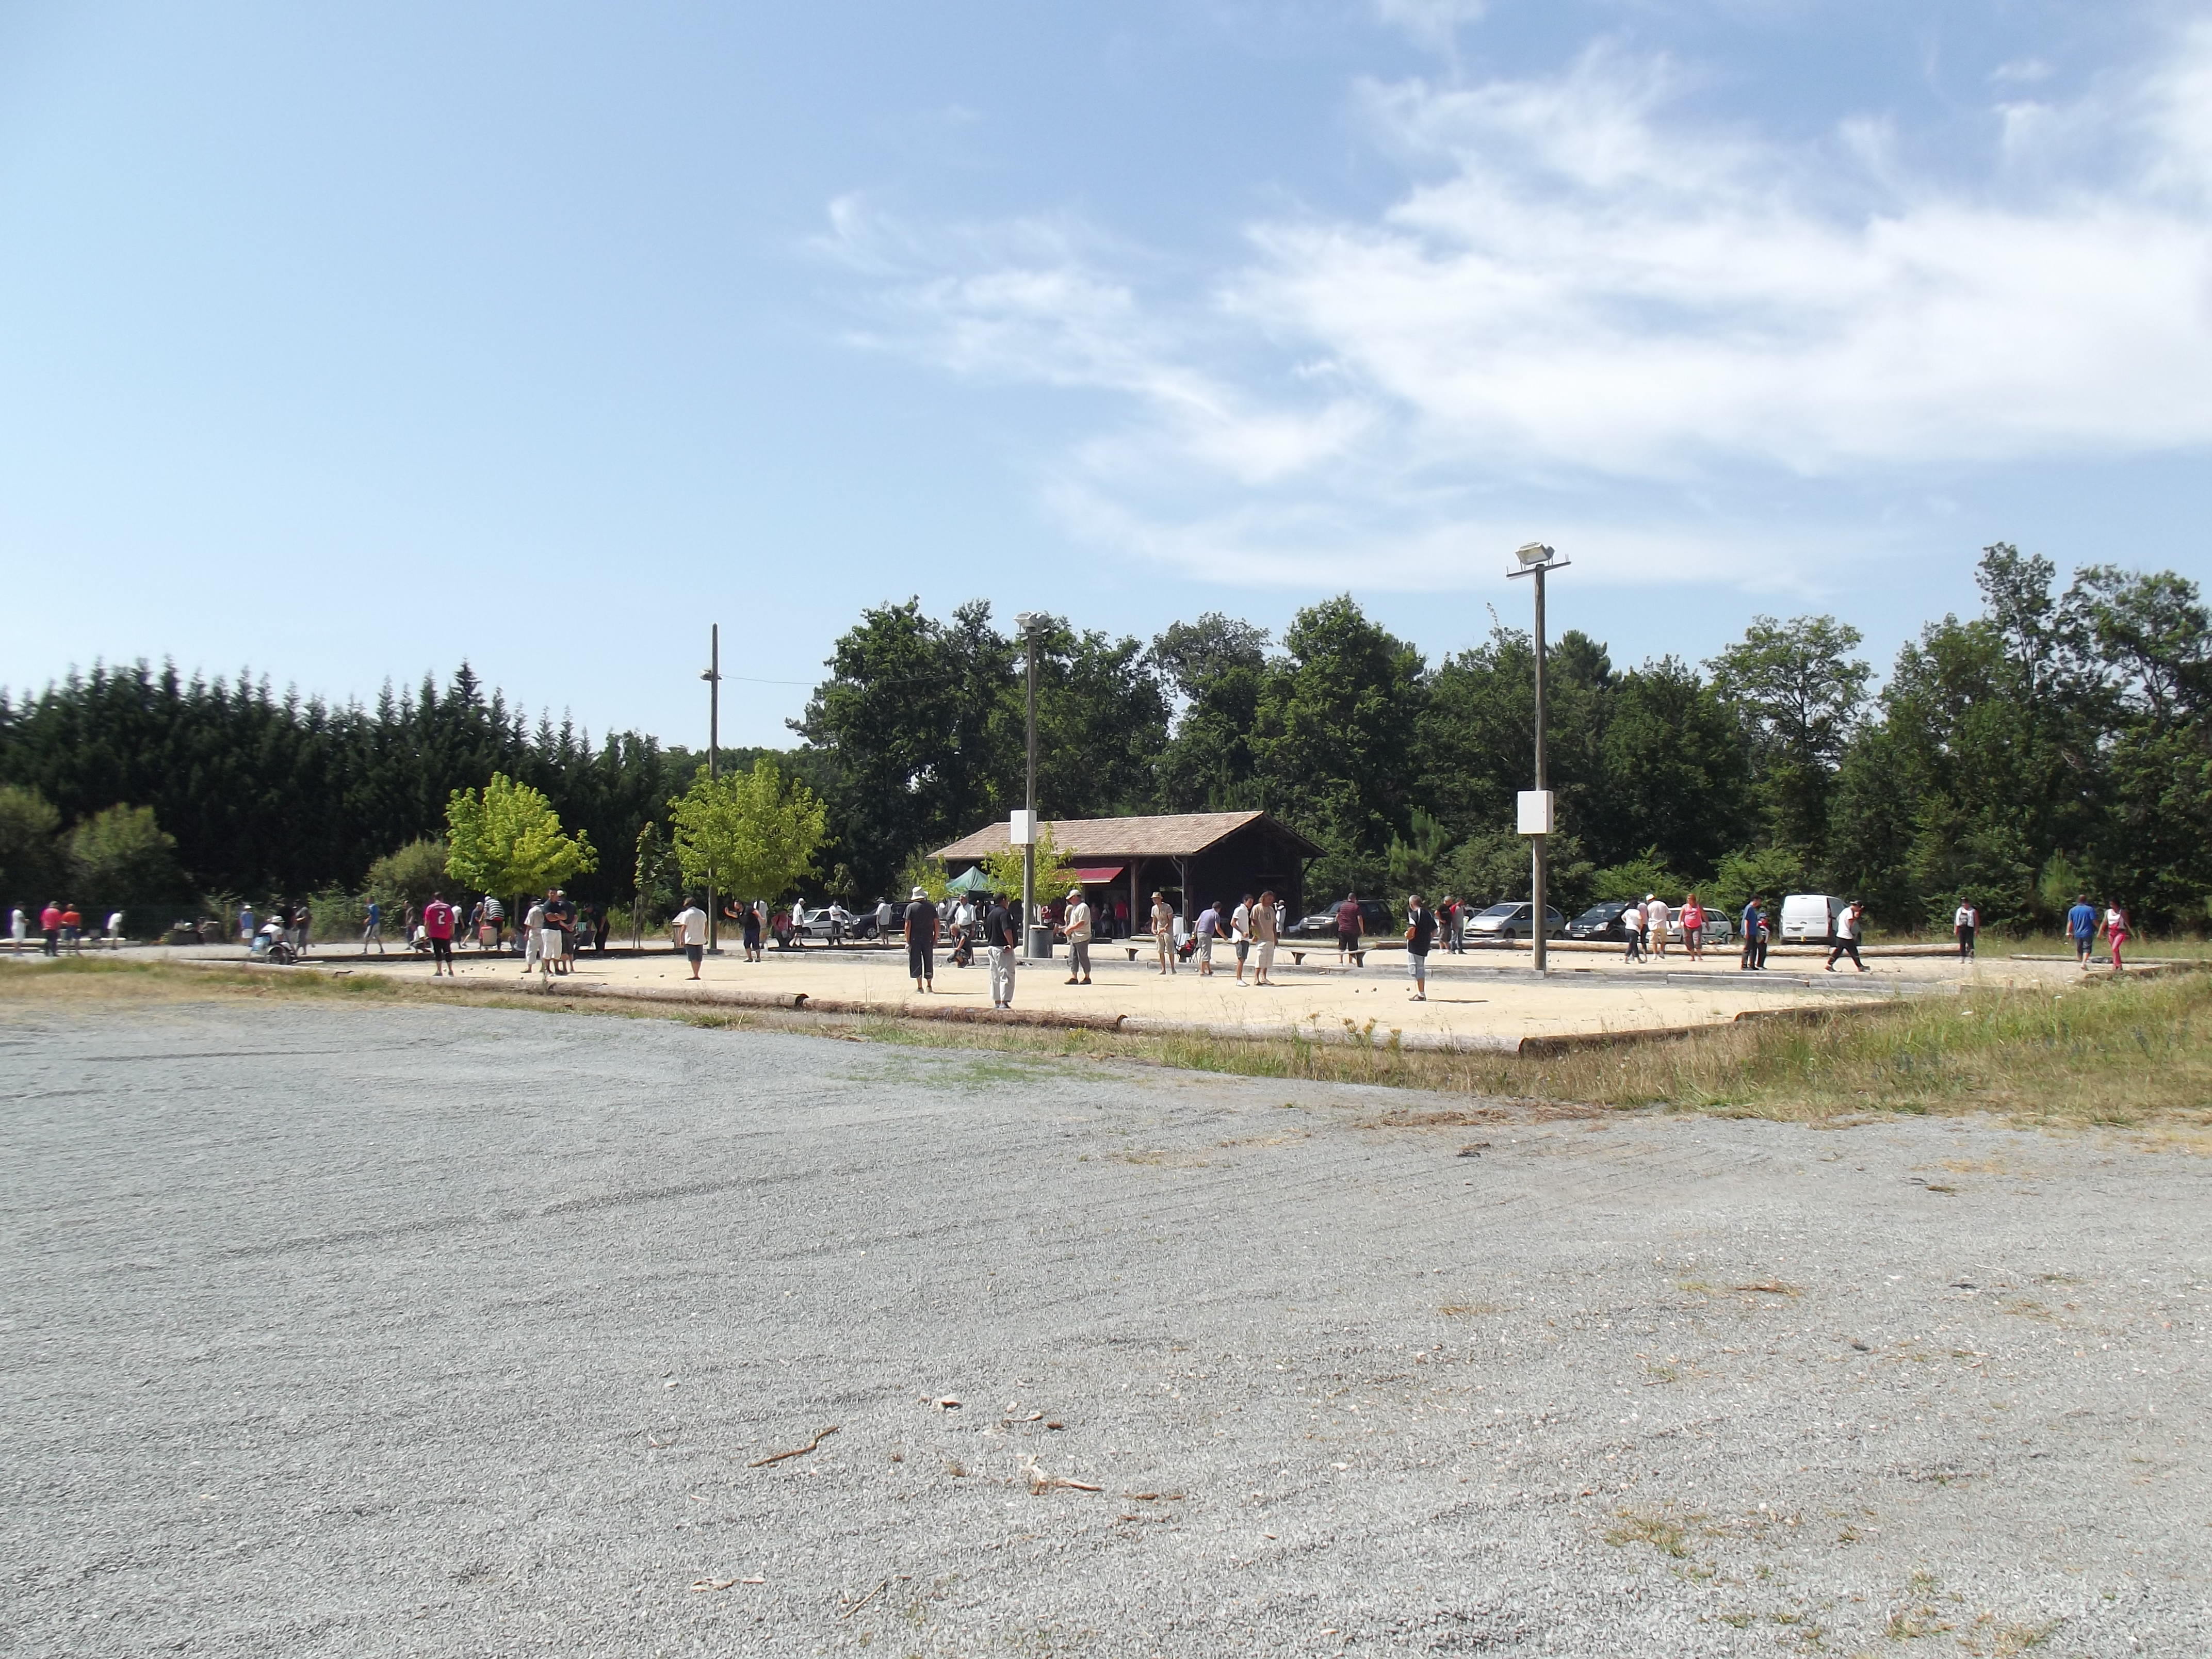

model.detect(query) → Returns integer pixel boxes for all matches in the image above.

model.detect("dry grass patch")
[8,955,2212,1130]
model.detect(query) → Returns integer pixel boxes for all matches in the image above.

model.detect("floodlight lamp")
[1014,611,1045,633]
[1513,542,1556,567]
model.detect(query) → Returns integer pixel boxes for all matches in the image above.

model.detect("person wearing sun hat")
[903,885,939,992]
[1062,887,1093,984]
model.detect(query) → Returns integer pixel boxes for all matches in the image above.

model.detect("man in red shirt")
[422,892,456,977]
[1335,892,1363,964]
[40,901,62,956]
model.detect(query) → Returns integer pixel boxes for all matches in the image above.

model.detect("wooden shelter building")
[932,811,1322,926]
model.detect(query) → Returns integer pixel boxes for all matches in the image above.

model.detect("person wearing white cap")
[902,885,939,992]
[1062,887,1093,985]
[1645,892,1670,958]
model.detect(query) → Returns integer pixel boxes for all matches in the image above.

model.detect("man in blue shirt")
[1740,897,1766,970]
[2067,894,2099,968]
[361,899,383,955]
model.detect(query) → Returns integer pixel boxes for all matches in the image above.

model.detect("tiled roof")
[932,810,1320,861]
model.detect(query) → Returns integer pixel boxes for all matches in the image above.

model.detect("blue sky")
[4,2,2209,747]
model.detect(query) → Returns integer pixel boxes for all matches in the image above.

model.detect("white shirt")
[1645,900,1669,930]
[1623,903,1644,931]
[674,906,708,946]
[106,912,123,933]
[10,908,25,938]
[1230,903,1251,941]
[954,902,974,929]
[1065,901,1091,940]
[1954,905,1977,928]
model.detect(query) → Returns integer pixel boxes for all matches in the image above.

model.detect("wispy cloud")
[822,24,2212,591]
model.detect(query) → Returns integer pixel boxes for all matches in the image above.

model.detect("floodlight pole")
[1531,565,1548,976]
[1023,627,1039,957]
[702,625,722,954]
[1508,546,1568,975]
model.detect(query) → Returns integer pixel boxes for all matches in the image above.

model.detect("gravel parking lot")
[4,997,2206,1656]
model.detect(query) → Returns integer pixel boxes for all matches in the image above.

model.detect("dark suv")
[1567,901,1636,941]
[1286,898,1394,939]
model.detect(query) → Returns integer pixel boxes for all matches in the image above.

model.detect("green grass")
[5,954,2209,1130]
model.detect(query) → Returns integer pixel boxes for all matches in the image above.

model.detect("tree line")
[3,543,2205,933]
[795,545,2211,932]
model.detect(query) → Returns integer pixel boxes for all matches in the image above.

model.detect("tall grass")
[5,956,2207,1128]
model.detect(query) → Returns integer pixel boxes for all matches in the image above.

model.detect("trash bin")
[1026,924,1054,959]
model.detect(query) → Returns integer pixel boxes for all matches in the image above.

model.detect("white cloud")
[827,26,2212,590]
[1372,0,1486,52]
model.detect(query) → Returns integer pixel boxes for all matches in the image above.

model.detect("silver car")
[1466,902,1565,941]
[1664,904,1733,946]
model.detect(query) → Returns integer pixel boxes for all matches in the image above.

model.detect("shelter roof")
[932,810,1321,863]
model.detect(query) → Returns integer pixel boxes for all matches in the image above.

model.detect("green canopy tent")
[944,865,997,894]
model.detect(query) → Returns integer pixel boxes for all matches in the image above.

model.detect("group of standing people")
[10,902,122,954]
[1169,892,1283,985]
[1617,893,1709,964]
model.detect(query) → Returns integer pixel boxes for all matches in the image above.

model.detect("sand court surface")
[294,935,2103,1049]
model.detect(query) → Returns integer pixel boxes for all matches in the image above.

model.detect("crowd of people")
[8,902,124,954]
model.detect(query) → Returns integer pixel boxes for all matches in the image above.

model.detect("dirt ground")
[3,993,2204,1655]
[165,931,2116,1047]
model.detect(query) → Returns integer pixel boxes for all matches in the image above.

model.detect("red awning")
[1073,865,1125,883]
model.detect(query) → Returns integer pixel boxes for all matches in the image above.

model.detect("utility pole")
[1508,545,1568,974]
[701,625,721,954]
[1014,613,1043,958]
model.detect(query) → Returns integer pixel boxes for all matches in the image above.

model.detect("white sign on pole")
[1009,809,1037,847]
[1516,790,1554,836]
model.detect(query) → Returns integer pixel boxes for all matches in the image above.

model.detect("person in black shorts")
[903,885,938,992]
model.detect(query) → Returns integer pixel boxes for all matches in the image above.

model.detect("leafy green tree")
[365,837,449,913]
[1588,849,1687,904]
[1153,614,1271,812]
[0,784,63,902]
[445,774,597,906]
[632,820,680,920]
[67,804,182,907]
[1595,658,1753,878]
[1414,625,1613,860]
[1026,617,1172,820]
[1704,844,1814,918]
[668,758,827,905]
[1707,614,1872,857]
[1386,808,1455,896]
[796,599,1017,899]
[1249,596,1424,892]
[1436,827,1595,914]
[980,824,1079,907]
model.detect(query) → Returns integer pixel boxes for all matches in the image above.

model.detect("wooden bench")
[1287,947,1365,966]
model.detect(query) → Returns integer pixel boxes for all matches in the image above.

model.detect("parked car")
[1569,899,1733,946]
[1780,893,1848,945]
[786,904,883,945]
[1670,905,1734,946]
[1566,901,1635,941]
[1286,899,1394,939]
[1466,901,1565,941]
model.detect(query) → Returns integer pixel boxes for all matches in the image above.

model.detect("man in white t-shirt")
[1645,894,1670,957]
[1230,896,1254,984]
[1953,900,1978,961]
[1063,888,1093,984]
[1621,899,1645,963]
[672,898,709,979]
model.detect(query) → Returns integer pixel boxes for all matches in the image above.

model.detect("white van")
[1780,893,1847,945]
